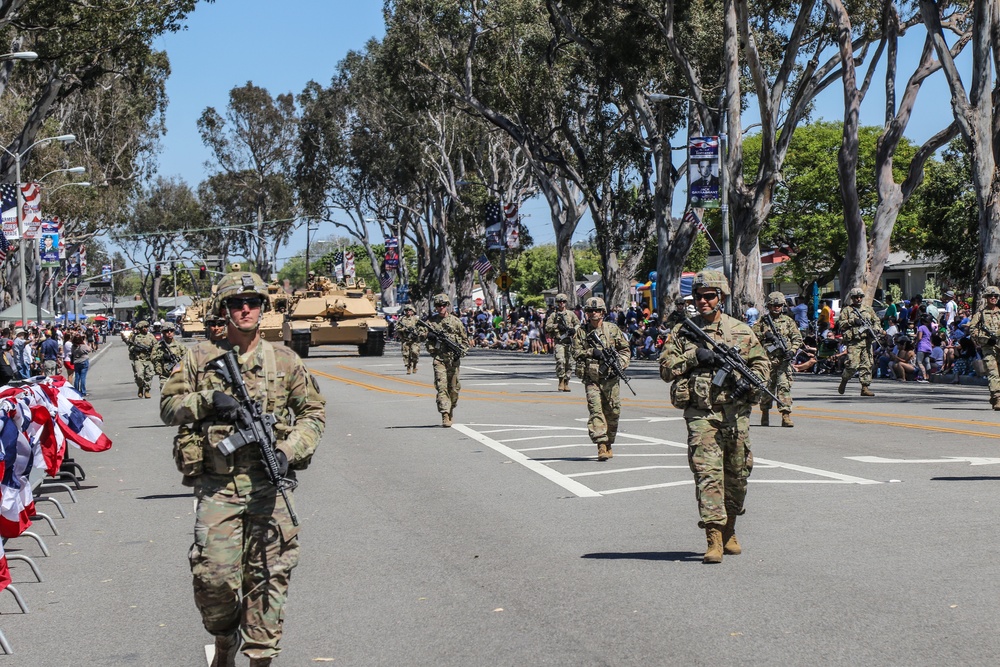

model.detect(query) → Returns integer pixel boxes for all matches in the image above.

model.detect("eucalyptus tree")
[198,82,299,277]
[920,0,1000,296]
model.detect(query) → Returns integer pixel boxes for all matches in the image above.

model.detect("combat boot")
[442,412,452,428]
[760,410,769,427]
[597,443,610,461]
[137,388,143,398]
[605,443,613,459]
[143,389,151,399]
[781,413,794,428]
[860,385,875,397]
[837,376,848,395]
[406,367,411,375]
[722,516,741,555]
[210,631,240,667]
[703,524,724,564]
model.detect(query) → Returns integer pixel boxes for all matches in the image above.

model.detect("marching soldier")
[160,271,326,667]
[152,322,186,381]
[659,270,770,563]
[426,293,469,427]
[545,293,580,392]
[398,304,423,374]
[837,287,878,397]
[571,297,630,461]
[123,320,156,398]
[752,292,803,427]
[970,285,1000,410]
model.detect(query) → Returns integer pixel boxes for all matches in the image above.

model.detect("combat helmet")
[136,320,149,329]
[555,293,569,303]
[766,291,785,307]
[403,303,416,313]
[162,322,176,333]
[691,270,730,296]
[848,287,865,299]
[984,286,1000,297]
[584,296,607,312]
[215,272,271,311]
[432,293,451,307]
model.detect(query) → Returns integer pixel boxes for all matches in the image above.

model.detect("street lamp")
[0,52,37,61]
[0,133,77,326]
[39,166,86,182]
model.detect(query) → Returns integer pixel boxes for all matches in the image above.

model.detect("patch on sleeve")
[170,362,183,375]
[310,375,321,393]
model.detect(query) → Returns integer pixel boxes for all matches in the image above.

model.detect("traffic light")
[154,264,161,278]
[326,260,333,275]
[199,264,207,279]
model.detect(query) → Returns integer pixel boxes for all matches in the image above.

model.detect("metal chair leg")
[60,460,86,482]
[48,472,81,489]
[0,627,13,654]
[16,532,49,557]
[4,585,28,613]
[36,482,77,503]
[29,512,58,535]
[33,496,66,518]
[6,554,43,582]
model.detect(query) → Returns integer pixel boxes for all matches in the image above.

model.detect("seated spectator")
[889,338,918,381]
[953,336,978,377]
[929,333,945,375]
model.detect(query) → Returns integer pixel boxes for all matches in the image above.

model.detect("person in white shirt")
[943,291,958,326]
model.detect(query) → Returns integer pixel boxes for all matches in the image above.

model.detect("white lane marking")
[467,382,552,386]
[602,480,694,494]
[470,424,585,432]
[846,456,1000,466]
[498,435,586,443]
[205,645,213,665]
[520,442,684,452]
[462,365,505,374]
[568,465,691,477]
[452,423,602,498]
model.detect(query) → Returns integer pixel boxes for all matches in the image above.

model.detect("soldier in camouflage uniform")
[837,287,878,397]
[426,293,469,427]
[160,272,326,667]
[545,293,581,392]
[752,292,803,427]
[659,270,770,564]
[152,322,186,381]
[397,303,423,374]
[970,285,1000,409]
[571,297,630,461]
[123,320,156,398]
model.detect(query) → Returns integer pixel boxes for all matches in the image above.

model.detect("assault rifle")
[554,312,576,344]
[415,319,466,359]
[762,315,795,362]
[586,329,636,396]
[670,309,784,408]
[129,339,152,355]
[209,348,298,526]
[159,339,180,369]
[850,307,883,350]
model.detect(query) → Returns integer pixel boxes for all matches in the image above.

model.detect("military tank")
[259,283,295,343]
[283,277,386,357]
[179,297,207,338]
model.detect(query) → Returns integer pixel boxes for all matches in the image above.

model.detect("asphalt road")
[4,339,1000,666]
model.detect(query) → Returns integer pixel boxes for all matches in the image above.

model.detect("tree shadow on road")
[931,476,1000,481]
[582,551,702,562]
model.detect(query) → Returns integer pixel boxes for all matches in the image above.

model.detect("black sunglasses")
[227,297,263,310]
[208,319,227,327]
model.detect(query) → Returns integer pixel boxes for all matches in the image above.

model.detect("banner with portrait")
[688,136,720,209]
[40,221,60,267]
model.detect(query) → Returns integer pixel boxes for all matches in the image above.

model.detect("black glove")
[989,336,998,347]
[785,349,797,361]
[212,391,241,423]
[565,327,576,336]
[763,332,775,342]
[695,347,717,366]
[274,449,289,477]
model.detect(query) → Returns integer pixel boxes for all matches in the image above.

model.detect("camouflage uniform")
[837,296,879,396]
[571,319,630,458]
[160,337,326,662]
[398,310,423,374]
[752,311,802,420]
[425,298,469,424]
[125,323,156,398]
[545,301,581,391]
[152,326,186,379]
[969,288,1000,408]
[660,312,769,532]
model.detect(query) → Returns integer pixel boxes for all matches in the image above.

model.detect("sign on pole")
[688,136,721,208]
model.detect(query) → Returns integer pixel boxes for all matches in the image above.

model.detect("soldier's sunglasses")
[208,319,227,327]
[227,297,263,310]
[694,292,719,302]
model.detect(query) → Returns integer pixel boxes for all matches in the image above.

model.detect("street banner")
[485,201,504,250]
[688,136,720,208]
[40,220,59,267]
[20,182,41,240]
[0,183,17,240]
[384,237,399,270]
[101,264,112,281]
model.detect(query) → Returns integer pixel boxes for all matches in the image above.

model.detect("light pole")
[37,177,89,322]
[0,133,76,326]
[0,52,37,61]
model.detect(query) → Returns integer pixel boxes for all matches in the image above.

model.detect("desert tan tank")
[179,297,207,338]
[259,283,295,343]
[283,277,386,357]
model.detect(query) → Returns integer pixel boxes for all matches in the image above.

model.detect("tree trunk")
[658,214,699,314]
[729,207,764,315]
[536,174,585,297]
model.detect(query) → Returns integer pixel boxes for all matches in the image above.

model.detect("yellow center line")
[796,404,1000,429]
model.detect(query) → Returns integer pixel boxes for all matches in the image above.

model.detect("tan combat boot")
[210,632,240,667]
[781,413,794,427]
[442,412,452,428]
[137,388,143,398]
[597,443,610,461]
[605,443,613,459]
[838,376,848,395]
[564,378,571,392]
[722,516,741,555]
[860,385,875,397]
[406,367,411,375]
[703,524,724,564]
[760,410,769,427]
[144,389,151,399]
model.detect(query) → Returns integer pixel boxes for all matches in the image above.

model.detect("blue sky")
[154,2,965,268]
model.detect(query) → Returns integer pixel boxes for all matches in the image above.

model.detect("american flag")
[684,208,708,234]
[503,201,518,221]
[379,270,394,291]
[577,283,591,298]
[485,201,504,228]
[473,254,493,276]
[0,183,16,226]
[0,231,9,263]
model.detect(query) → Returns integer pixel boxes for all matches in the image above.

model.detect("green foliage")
[887,283,902,304]
[636,229,709,281]
[509,244,601,297]
[922,279,940,300]
[519,294,545,309]
[899,141,977,289]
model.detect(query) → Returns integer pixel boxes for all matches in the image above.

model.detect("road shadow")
[932,476,1000,481]
[582,551,702,562]
[136,493,195,500]
[128,424,171,429]
[533,456,595,462]
[384,424,452,430]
